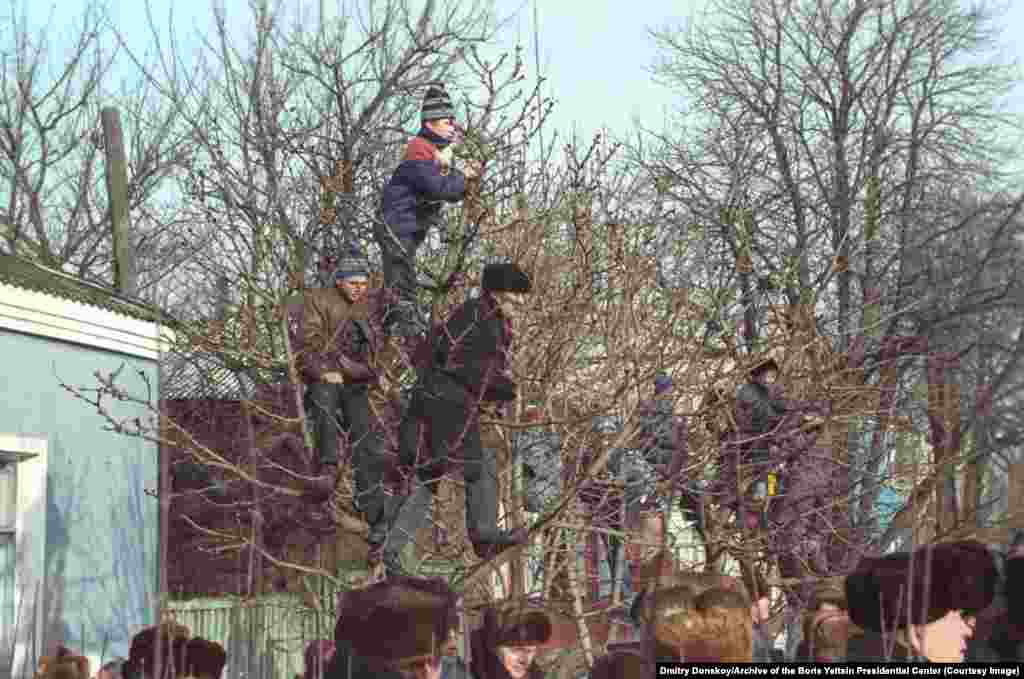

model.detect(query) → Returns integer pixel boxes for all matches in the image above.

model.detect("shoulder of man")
[404,135,438,162]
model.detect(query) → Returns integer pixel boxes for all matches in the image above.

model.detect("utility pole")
[101,107,137,296]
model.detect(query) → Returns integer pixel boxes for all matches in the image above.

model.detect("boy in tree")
[377,83,479,339]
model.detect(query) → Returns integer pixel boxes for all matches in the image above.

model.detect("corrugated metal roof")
[161,350,263,400]
[0,253,166,323]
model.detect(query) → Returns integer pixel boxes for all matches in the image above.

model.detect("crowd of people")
[45,536,1022,679]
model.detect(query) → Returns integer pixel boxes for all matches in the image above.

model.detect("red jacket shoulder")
[404,136,438,162]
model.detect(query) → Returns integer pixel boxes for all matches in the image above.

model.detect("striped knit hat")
[422,84,454,122]
[333,246,369,283]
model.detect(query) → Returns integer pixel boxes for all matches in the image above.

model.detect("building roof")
[161,350,261,400]
[0,253,167,323]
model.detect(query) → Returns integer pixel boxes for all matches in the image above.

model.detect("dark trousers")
[387,377,500,556]
[374,222,427,319]
[306,382,390,530]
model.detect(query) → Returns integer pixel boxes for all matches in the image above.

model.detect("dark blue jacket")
[381,127,468,237]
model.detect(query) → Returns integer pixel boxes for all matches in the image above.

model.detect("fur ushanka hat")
[124,622,191,679]
[183,637,227,679]
[334,576,458,669]
[470,602,553,679]
[845,540,997,633]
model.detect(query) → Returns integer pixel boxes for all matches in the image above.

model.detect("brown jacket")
[299,286,378,384]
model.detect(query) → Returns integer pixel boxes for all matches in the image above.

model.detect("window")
[0,462,14,659]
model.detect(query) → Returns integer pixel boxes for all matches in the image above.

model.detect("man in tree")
[382,262,531,577]
[734,358,787,529]
[377,83,479,339]
[298,247,394,553]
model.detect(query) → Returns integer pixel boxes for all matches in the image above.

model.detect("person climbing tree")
[296,247,396,562]
[381,262,531,577]
[376,83,480,339]
[734,358,787,530]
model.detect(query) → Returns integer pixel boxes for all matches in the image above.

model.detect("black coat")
[846,632,925,662]
[430,295,516,403]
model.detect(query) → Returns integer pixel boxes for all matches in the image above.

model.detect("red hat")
[845,540,997,633]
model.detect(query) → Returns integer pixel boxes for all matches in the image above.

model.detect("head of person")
[302,641,335,679]
[750,359,779,387]
[182,637,227,679]
[481,263,532,320]
[336,577,458,678]
[845,540,997,662]
[472,603,552,679]
[97,659,126,679]
[649,585,754,662]
[333,247,370,304]
[806,611,859,663]
[37,648,90,679]
[799,579,851,661]
[124,623,191,679]
[654,373,673,397]
[421,84,456,140]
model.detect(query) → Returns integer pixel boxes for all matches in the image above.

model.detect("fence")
[165,588,342,679]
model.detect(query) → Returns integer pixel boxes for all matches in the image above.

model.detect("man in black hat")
[382,262,531,576]
[377,83,480,338]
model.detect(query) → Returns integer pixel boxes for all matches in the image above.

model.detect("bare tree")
[0,0,194,300]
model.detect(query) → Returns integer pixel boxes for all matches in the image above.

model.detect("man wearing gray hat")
[381,262,531,576]
[298,246,396,551]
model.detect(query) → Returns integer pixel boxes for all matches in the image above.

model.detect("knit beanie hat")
[654,373,673,395]
[845,540,997,633]
[422,84,455,123]
[333,246,368,283]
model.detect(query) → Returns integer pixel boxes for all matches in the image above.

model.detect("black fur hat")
[482,263,532,294]
[846,540,997,633]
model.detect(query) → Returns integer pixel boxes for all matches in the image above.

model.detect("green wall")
[0,328,159,666]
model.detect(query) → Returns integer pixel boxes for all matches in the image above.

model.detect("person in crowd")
[123,623,191,679]
[181,638,226,679]
[377,83,479,338]
[383,263,531,576]
[298,247,396,554]
[302,641,336,679]
[639,583,753,662]
[332,576,472,679]
[517,404,562,515]
[587,650,652,679]
[845,540,997,662]
[97,658,126,679]
[795,579,851,662]
[35,647,90,679]
[968,535,1024,661]
[470,602,553,679]
[741,571,783,662]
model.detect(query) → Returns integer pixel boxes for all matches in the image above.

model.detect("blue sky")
[33,0,1024,142]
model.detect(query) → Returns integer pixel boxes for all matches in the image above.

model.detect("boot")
[466,464,525,559]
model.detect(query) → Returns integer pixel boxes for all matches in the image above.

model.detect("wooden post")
[101,107,136,296]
